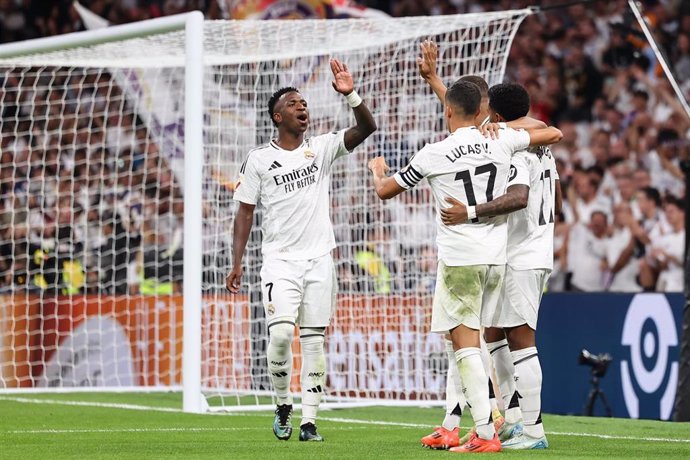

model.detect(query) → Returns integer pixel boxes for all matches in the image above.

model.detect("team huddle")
[228,41,563,452]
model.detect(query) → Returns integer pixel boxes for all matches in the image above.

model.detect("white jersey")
[394,126,530,266]
[233,130,349,260]
[506,147,559,270]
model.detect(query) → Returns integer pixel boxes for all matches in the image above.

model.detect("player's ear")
[444,104,452,120]
[273,112,282,125]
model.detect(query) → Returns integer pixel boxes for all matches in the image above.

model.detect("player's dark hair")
[641,186,662,208]
[268,86,300,127]
[460,75,489,97]
[445,80,481,117]
[488,83,530,122]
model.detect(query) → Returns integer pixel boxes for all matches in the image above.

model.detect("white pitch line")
[0,396,184,413]
[8,426,402,435]
[2,396,689,444]
[547,431,690,444]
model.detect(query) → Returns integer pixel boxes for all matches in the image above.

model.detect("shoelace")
[277,406,292,426]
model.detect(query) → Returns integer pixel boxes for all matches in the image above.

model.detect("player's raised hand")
[417,40,439,81]
[368,156,389,175]
[441,197,468,225]
[330,58,354,95]
[226,266,243,294]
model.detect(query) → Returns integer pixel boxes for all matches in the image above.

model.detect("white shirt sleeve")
[393,145,430,190]
[233,152,261,205]
[503,127,531,153]
[508,151,531,188]
[312,129,350,165]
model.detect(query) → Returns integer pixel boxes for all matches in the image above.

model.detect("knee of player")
[269,322,295,347]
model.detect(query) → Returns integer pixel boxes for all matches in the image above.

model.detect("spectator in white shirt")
[604,203,640,292]
[567,168,611,223]
[647,197,685,292]
[565,210,610,291]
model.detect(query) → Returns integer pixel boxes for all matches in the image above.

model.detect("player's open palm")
[417,40,438,80]
[330,58,354,95]
[226,266,243,294]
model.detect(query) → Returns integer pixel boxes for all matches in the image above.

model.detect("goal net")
[0,10,530,409]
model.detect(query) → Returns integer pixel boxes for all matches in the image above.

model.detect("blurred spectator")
[640,196,685,292]
[565,210,609,292]
[604,202,640,292]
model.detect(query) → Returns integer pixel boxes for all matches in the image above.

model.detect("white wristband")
[345,90,362,108]
[466,206,477,222]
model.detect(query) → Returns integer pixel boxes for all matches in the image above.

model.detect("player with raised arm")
[227,58,376,442]
[368,80,561,453]
[442,83,562,450]
[416,40,505,450]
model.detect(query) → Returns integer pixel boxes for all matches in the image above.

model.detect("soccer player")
[227,58,376,442]
[442,83,563,449]
[368,80,561,453]
[417,40,504,449]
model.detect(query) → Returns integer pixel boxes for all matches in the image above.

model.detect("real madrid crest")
[304,149,315,159]
[267,303,275,316]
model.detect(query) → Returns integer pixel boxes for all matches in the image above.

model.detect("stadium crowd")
[0,0,687,293]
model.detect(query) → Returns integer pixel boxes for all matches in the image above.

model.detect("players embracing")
[368,41,562,453]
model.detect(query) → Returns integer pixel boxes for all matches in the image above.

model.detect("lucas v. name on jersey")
[445,142,491,163]
[272,162,319,193]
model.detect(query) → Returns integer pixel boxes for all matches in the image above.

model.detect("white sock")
[487,339,521,424]
[479,339,499,413]
[443,339,464,430]
[267,322,295,406]
[300,329,326,426]
[512,347,544,438]
[456,347,495,440]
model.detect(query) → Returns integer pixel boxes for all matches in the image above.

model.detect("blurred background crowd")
[0,0,687,294]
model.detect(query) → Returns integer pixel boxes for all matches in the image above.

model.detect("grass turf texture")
[1,393,689,459]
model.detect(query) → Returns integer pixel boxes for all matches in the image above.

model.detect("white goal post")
[0,9,531,414]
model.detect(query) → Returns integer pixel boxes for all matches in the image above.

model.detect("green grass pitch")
[1,392,689,459]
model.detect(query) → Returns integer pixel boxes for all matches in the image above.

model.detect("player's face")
[275,91,309,133]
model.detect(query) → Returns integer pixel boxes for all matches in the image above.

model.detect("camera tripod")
[584,373,612,417]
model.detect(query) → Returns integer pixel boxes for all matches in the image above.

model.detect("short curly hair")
[488,83,530,122]
[267,87,300,127]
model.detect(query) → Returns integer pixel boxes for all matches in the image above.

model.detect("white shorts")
[487,266,551,330]
[260,253,337,329]
[431,262,504,333]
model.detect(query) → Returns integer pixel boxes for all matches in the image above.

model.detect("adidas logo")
[268,161,283,171]
[272,371,288,378]
[306,385,323,393]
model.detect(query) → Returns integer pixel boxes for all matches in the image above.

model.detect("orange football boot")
[449,432,502,453]
[420,426,460,450]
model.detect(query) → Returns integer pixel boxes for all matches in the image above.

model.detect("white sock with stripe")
[512,346,544,438]
[443,338,464,430]
[300,329,326,426]
[487,339,521,424]
[267,322,295,406]
[456,347,495,441]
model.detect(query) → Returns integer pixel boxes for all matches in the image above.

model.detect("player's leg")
[261,259,304,441]
[484,332,522,439]
[431,263,500,453]
[421,333,463,449]
[501,267,550,450]
[297,253,336,442]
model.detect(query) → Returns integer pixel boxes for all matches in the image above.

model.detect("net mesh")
[0,11,529,405]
